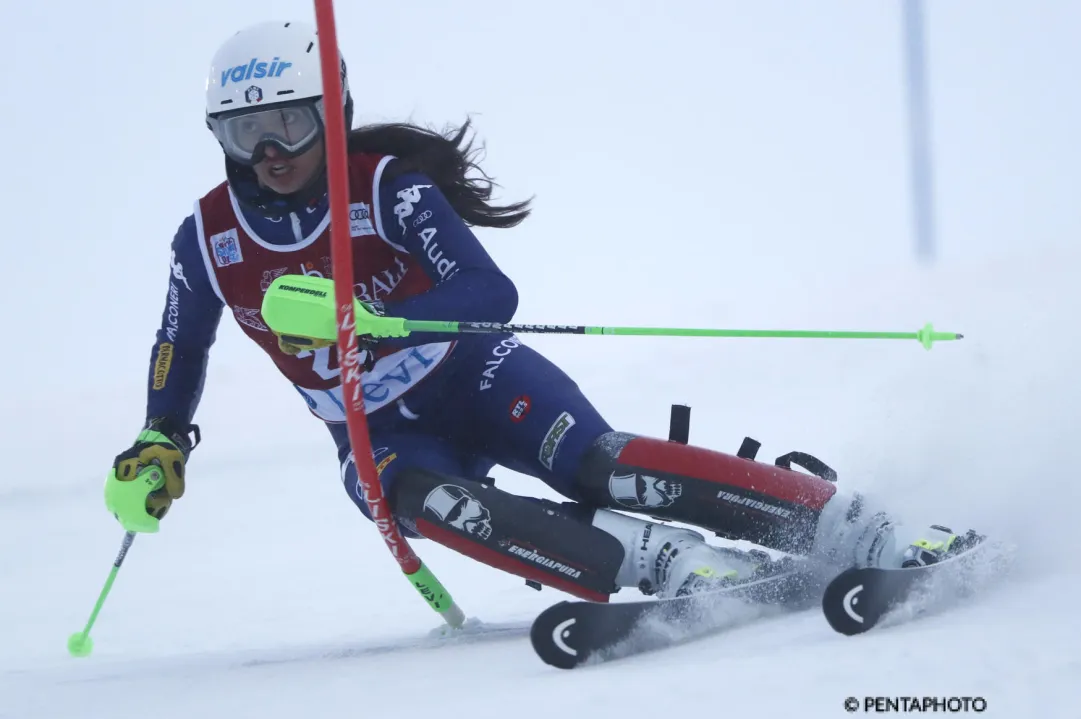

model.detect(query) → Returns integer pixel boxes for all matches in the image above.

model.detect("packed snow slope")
[3,2,1079,718]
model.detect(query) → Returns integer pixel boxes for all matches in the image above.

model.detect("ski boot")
[812,491,988,572]
[590,508,796,600]
[660,544,775,598]
[897,526,986,568]
[861,521,988,571]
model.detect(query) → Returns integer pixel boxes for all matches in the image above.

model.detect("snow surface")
[3,2,1079,717]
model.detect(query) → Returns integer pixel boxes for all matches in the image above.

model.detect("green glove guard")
[104,465,165,534]
[260,274,409,341]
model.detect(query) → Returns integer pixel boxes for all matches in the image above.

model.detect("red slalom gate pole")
[311,0,465,628]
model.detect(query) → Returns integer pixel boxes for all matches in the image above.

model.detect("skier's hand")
[276,300,386,355]
[109,419,198,520]
[277,334,335,355]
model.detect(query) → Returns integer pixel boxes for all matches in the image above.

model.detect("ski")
[530,567,822,669]
[821,538,997,636]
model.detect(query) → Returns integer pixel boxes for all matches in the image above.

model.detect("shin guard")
[576,432,838,554]
[392,468,624,601]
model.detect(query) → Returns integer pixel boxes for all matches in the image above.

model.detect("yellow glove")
[110,419,198,519]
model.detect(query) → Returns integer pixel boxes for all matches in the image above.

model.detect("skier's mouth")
[269,163,293,178]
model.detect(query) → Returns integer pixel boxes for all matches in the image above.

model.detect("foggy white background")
[4,0,1078,459]
[2,2,1078,717]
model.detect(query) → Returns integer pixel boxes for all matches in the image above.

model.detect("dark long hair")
[347,119,532,229]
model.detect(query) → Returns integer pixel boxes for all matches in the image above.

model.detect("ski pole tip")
[67,631,93,658]
[443,601,467,629]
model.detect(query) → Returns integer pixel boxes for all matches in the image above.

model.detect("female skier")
[107,20,978,603]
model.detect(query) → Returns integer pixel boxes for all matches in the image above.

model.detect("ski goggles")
[209,100,325,165]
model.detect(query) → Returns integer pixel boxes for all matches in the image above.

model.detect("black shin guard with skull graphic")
[421,483,495,539]
[392,468,625,601]
[577,432,838,554]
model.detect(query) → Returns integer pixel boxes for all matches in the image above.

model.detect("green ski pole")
[261,275,964,351]
[396,321,961,350]
[67,530,137,657]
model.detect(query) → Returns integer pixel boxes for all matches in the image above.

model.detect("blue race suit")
[145,152,612,524]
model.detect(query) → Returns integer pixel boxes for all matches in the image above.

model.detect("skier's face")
[253,139,324,195]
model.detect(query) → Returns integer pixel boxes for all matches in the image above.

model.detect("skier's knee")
[574,430,690,509]
[340,450,422,538]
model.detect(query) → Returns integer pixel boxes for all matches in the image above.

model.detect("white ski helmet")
[205,20,352,166]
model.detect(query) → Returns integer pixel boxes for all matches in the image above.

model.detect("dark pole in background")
[903,0,937,263]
